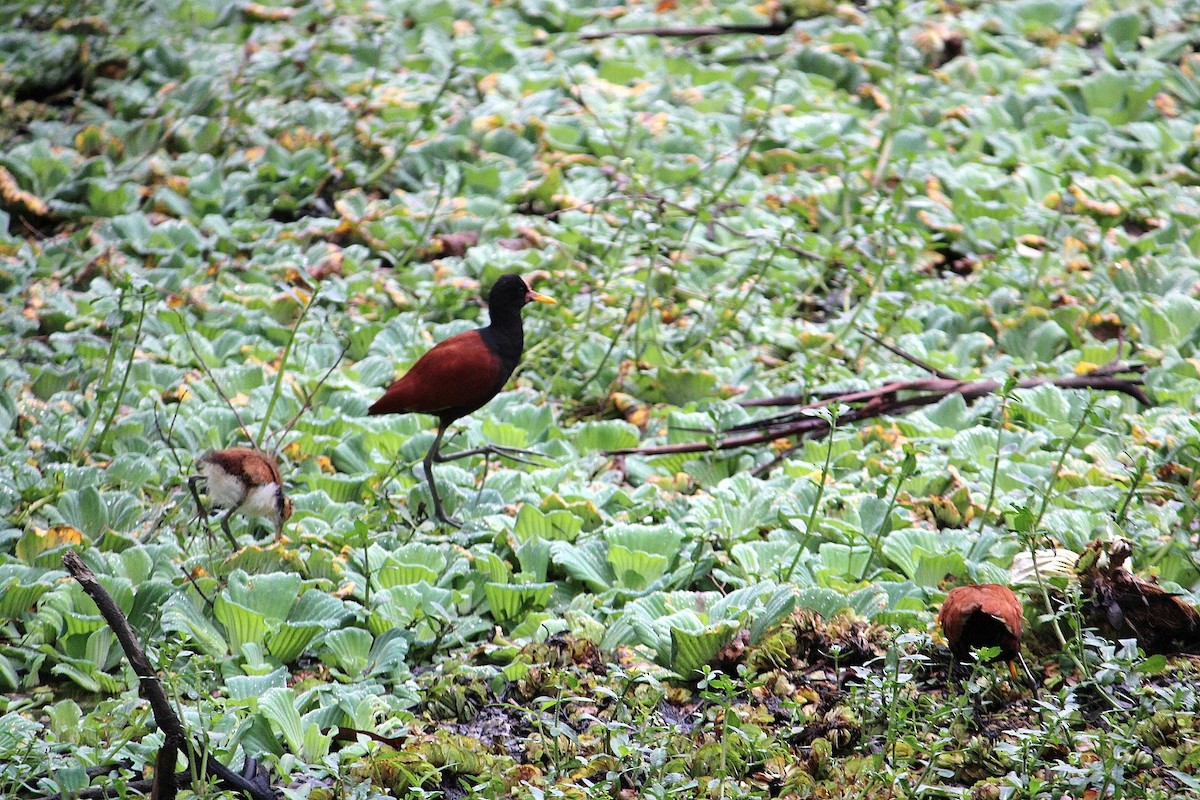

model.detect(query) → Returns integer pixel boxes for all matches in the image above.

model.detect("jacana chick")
[188,447,294,545]
[367,273,555,527]
[939,583,1024,680]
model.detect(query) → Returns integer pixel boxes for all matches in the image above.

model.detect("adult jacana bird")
[939,583,1024,680]
[188,447,294,545]
[367,273,556,527]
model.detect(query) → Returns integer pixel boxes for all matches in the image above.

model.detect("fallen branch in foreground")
[61,551,275,800]
[604,364,1149,458]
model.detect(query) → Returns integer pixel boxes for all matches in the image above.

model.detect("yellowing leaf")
[0,167,49,216]
[16,526,83,562]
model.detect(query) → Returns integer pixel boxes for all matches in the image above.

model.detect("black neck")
[481,307,524,379]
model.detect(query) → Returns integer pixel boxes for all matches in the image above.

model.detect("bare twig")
[62,551,276,800]
[855,327,958,381]
[267,340,351,452]
[750,439,804,478]
[151,400,189,478]
[740,364,1147,409]
[174,312,255,446]
[178,563,216,612]
[258,284,322,448]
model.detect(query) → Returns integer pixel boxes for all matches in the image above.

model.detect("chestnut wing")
[941,584,1023,659]
[939,587,981,653]
[974,584,1023,639]
[368,331,505,418]
[204,447,281,485]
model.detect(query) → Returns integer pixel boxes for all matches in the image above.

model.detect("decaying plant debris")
[1076,539,1200,655]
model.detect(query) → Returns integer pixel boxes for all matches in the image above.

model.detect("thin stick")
[174,312,255,445]
[178,564,216,612]
[855,327,958,381]
[32,778,156,800]
[267,340,351,452]
[629,192,822,262]
[362,62,460,188]
[152,400,189,477]
[741,366,1148,408]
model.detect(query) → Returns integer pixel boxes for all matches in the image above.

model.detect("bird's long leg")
[187,476,209,523]
[423,426,462,528]
[1015,654,1038,689]
[218,507,239,548]
[436,443,555,468]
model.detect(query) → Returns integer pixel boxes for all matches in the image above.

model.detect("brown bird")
[1077,538,1200,654]
[187,447,294,545]
[939,583,1024,679]
[367,274,556,527]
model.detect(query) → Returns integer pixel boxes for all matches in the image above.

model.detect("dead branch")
[154,737,178,800]
[62,551,276,800]
[579,22,793,41]
[741,363,1146,409]
[605,366,1149,458]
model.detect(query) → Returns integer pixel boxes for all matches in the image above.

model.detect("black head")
[487,273,555,314]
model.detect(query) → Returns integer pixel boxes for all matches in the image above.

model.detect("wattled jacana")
[938,583,1024,680]
[367,274,556,526]
[188,447,294,545]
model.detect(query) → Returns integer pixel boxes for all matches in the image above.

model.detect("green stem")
[828,179,911,348]
[258,285,320,448]
[781,407,838,582]
[976,384,1014,534]
[1020,395,1122,708]
[1031,393,1098,532]
[362,530,372,606]
[535,218,632,397]
[677,70,782,251]
[672,239,778,368]
[391,171,450,271]
[95,294,148,456]
[860,453,915,582]
[1024,397,1098,658]
[1114,453,1146,527]
[74,288,127,462]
